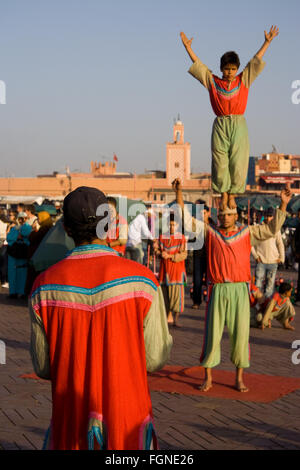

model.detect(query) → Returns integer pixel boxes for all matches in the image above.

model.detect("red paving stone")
[148,365,300,402]
[0,266,300,450]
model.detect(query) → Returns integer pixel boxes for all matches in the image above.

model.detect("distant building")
[166,118,191,184]
[246,152,300,194]
[91,161,117,176]
[0,118,212,205]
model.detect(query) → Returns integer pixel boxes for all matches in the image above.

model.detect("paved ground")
[0,267,300,450]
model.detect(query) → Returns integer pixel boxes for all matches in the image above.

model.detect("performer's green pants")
[200,283,250,369]
[211,115,249,194]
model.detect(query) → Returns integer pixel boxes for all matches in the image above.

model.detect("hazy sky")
[0,0,299,177]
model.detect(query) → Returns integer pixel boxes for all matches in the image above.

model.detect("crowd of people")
[1,192,299,322]
[0,203,59,298]
[24,182,298,449]
[0,183,299,449]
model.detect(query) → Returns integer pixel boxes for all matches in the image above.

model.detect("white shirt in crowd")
[0,220,7,240]
[26,215,38,226]
[251,230,285,264]
[126,213,153,248]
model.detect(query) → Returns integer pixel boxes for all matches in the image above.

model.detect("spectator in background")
[191,201,210,309]
[106,197,128,256]
[251,208,285,300]
[25,204,38,227]
[125,209,154,264]
[7,212,32,299]
[144,209,156,266]
[17,203,25,215]
[25,211,53,295]
[0,213,8,288]
[156,213,187,327]
[294,211,300,305]
[54,201,62,219]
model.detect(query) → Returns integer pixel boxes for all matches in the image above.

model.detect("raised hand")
[172,178,182,192]
[264,25,279,43]
[180,32,193,49]
[280,183,292,205]
[279,182,292,213]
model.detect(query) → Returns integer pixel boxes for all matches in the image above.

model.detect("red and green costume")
[158,233,187,314]
[188,55,265,194]
[29,244,172,450]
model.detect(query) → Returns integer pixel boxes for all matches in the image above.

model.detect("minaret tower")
[166,115,191,185]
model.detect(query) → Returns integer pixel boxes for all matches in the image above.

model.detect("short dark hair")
[264,208,275,217]
[107,197,117,208]
[220,51,240,70]
[195,199,209,211]
[64,217,103,245]
[25,204,35,214]
[279,282,292,295]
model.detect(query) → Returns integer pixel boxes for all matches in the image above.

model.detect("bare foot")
[284,323,295,331]
[199,380,212,392]
[228,194,237,209]
[236,381,249,393]
[220,192,228,211]
[174,313,182,327]
[167,312,173,325]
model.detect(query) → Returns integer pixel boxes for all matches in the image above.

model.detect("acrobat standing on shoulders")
[173,178,291,393]
[180,26,279,210]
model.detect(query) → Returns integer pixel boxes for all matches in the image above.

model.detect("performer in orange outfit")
[261,282,296,330]
[173,178,291,393]
[180,26,279,210]
[29,187,172,450]
[157,214,187,327]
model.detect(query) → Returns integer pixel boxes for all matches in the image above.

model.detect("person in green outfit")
[173,178,291,392]
[180,26,279,210]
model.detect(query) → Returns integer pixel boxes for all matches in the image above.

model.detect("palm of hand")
[264,25,279,42]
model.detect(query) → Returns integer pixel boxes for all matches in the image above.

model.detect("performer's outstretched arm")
[172,178,206,251]
[255,25,279,60]
[172,178,184,209]
[181,32,212,89]
[180,32,198,63]
[250,184,291,244]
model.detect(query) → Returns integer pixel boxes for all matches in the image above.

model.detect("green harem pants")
[200,283,250,369]
[211,115,249,194]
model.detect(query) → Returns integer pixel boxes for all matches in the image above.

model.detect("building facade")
[250,153,300,193]
[0,119,212,205]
